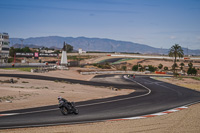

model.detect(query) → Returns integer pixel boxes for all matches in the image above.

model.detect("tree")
[172,63,178,71]
[63,42,73,53]
[22,47,31,53]
[187,67,197,75]
[187,62,197,75]
[66,44,73,53]
[148,65,157,72]
[180,62,185,72]
[188,62,193,68]
[132,64,143,71]
[158,63,163,70]
[9,47,15,57]
[169,44,184,75]
[121,66,127,71]
[132,65,138,71]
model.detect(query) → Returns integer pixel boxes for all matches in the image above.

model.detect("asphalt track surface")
[0,74,200,129]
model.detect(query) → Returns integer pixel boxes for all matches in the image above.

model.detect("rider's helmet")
[58,96,62,100]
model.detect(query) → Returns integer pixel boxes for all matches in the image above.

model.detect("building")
[78,48,86,54]
[0,33,10,63]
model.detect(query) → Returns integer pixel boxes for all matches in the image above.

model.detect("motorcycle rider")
[58,96,72,108]
[58,96,68,102]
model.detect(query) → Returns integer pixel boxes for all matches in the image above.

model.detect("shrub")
[164,66,168,71]
[132,64,142,71]
[132,65,138,71]
[187,67,197,75]
[121,66,127,71]
[148,65,157,72]
[158,63,163,69]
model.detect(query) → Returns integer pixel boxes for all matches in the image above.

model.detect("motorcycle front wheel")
[73,108,79,115]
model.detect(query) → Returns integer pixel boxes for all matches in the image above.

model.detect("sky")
[0,0,200,49]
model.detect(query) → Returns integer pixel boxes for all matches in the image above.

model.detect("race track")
[0,74,200,129]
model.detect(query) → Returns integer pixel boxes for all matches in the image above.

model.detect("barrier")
[155,71,166,74]
[80,71,146,75]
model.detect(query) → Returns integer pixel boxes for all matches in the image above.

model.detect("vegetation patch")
[54,80,72,84]
[0,96,15,102]
[0,79,17,83]
[22,81,29,83]
[0,67,36,72]
[192,77,200,81]
[93,62,111,69]
[33,86,49,89]
[68,55,96,61]
[11,86,24,88]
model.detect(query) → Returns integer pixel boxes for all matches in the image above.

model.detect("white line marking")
[124,117,145,120]
[178,106,188,109]
[78,75,151,107]
[152,113,166,116]
[167,109,179,112]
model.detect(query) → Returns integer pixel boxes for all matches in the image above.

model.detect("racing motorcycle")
[58,100,79,115]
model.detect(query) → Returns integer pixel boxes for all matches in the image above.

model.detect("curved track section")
[0,74,200,129]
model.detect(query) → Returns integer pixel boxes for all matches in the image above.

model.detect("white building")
[0,33,10,63]
[78,48,86,54]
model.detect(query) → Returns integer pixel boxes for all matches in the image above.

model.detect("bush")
[187,67,197,75]
[121,66,127,71]
[94,63,111,69]
[158,63,163,69]
[8,58,14,63]
[164,66,168,71]
[132,64,143,71]
[132,65,138,71]
[148,65,157,72]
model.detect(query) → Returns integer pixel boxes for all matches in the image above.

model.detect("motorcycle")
[58,100,79,115]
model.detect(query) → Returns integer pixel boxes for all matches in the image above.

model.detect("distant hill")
[9,36,200,55]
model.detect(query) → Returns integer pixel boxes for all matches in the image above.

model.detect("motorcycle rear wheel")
[60,107,69,115]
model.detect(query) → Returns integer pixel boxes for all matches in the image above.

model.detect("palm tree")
[168,44,184,75]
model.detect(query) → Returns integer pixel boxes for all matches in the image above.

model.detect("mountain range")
[9,36,200,55]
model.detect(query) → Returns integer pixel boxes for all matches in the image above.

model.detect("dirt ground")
[0,69,133,112]
[153,76,200,91]
[0,68,200,133]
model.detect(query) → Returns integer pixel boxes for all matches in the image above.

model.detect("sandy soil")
[0,67,94,81]
[153,77,200,91]
[0,68,200,133]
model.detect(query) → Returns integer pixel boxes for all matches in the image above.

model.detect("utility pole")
[20,39,24,48]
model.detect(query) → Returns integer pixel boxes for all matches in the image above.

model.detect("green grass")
[111,58,134,65]
[192,77,200,81]
[68,55,95,61]
[0,67,36,72]
[98,58,135,64]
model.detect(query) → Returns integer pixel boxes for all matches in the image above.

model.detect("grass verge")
[0,67,36,72]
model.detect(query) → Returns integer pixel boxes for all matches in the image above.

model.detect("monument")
[60,42,68,66]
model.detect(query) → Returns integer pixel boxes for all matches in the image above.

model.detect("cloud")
[197,36,200,41]
[170,36,177,39]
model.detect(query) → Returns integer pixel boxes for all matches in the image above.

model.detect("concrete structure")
[78,48,86,54]
[40,49,55,53]
[0,33,10,63]
[60,42,68,65]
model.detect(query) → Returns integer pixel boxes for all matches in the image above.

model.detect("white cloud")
[197,36,200,41]
[170,36,177,39]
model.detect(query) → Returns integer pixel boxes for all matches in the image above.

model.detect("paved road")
[0,74,200,129]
